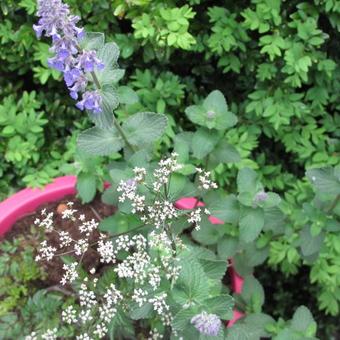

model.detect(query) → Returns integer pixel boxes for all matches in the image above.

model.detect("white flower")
[132,288,148,307]
[188,208,202,230]
[25,332,37,340]
[196,168,218,190]
[36,240,57,262]
[62,305,77,324]
[61,262,79,285]
[41,328,57,340]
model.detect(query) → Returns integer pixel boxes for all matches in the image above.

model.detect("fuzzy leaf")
[77,127,124,156]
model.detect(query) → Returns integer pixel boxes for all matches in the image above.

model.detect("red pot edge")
[0,176,245,326]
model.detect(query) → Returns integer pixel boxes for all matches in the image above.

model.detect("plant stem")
[91,70,101,89]
[328,194,340,214]
[90,71,137,153]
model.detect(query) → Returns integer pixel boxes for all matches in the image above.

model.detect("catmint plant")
[34,0,104,113]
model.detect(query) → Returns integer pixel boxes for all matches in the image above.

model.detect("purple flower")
[254,191,268,203]
[77,50,105,72]
[207,110,215,119]
[191,311,222,336]
[34,0,105,114]
[76,91,102,113]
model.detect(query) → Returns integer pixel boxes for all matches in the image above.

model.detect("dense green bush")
[1,0,339,337]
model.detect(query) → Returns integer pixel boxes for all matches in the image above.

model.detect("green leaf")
[97,42,120,67]
[99,212,141,235]
[123,112,168,145]
[237,168,259,194]
[117,86,139,105]
[217,237,238,259]
[100,85,119,113]
[192,216,224,245]
[174,257,209,304]
[291,306,316,334]
[204,295,234,319]
[172,307,199,331]
[192,128,219,159]
[239,208,264,243]
[185,90,237,130]
[79,32,105,51]
[306,167,340,196]
[129,302,153,320]
[300,226,325,257]
[77,127,124,156]
[200,259,228,280]
[76,172,97,203]
[204,192,239,224]
[241,275,264,312]
[209,140,240,166]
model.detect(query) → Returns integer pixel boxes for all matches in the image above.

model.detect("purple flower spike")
[77,50,105,72]
[191,311,222,336]
[76,91,102,113]
[34,0,105,114]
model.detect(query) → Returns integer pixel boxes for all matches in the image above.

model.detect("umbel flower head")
[191,311,222,336]
[33,0,104,113]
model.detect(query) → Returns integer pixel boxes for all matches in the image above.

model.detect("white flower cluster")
[196,167,218,190]
[35,202,99,284]
[34,209,54,232]
[153,153,182,192]
[149,293,172,326]
[142,200,178,228]
[62,305,78,324]
[148,329,164,340]
[35,240,57,261]
[61,262,79,285]
[187,207,211,230]
[41,328,58,340]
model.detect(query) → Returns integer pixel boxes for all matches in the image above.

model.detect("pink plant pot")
[0,176,244,326]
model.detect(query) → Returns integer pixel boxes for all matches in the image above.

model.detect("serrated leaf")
[123,112,168,145]
[97,42,120,67]
[79,32,104,51]
[77,127,124,156]
[100,85,119,113]
[129,302,153,320]
[172,307,199,331]
[174,257,209,304]
[185,90,237,130]
[200,259,228,280]
[204,295,234,319]
[291,306,316,334]
[306,167,340,196]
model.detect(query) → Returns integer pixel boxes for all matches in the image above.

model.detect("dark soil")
[2,195,116,286]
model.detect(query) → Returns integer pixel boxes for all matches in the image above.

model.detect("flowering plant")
[27,1,237,338]
[22,0,321,339]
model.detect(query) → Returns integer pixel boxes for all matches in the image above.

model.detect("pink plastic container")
[0,176,244,326]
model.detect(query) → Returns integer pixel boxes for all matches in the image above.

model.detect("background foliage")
[0,0,339,337]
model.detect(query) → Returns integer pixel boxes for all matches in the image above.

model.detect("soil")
[2,195,116,287]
